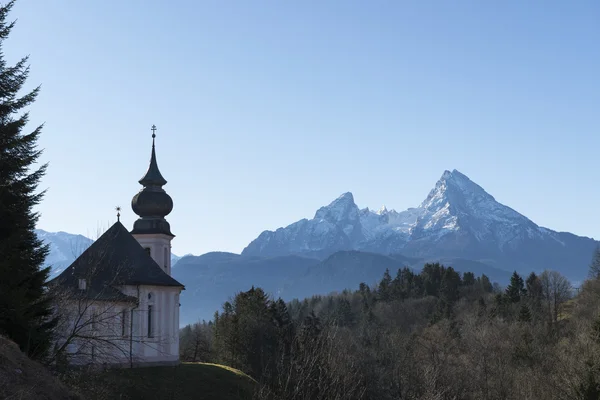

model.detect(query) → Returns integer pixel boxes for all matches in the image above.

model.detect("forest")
[180,260,600,400]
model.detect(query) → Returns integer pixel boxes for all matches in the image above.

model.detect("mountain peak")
[314,192,358,222]
[336,192,354,202]
[428,169,492,204]
[439,169,474,185]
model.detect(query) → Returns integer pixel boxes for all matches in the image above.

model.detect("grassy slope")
[90,362,256,400]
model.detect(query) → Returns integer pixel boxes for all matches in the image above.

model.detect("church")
[52,126,184,367]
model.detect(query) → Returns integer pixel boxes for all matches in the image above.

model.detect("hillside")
[73,362,255,400]
[0,336,78,400]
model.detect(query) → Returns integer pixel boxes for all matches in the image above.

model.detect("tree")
[180,321,213,362]
[378,268,392,301]
[462,272,476,286]
[479,274,494,293]
[0,0,57,359]
[505,271,526,303]
[589,245,600,280]
[539,270,572,324]
[518,304,532,323]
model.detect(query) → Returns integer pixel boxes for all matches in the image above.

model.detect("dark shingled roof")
[53,221,184,300]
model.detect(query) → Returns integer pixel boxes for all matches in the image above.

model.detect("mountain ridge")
[242,169,598,280]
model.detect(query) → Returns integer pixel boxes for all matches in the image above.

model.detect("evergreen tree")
[479,274,494,293]
[525,272,543,299]
[462,271,476,286]
[505,271,526,303]
[438,266,461,318]
[0,0,56,359]
[440,267,461,304]
[422,262,444,296]
[400,267,415,299]
[518,304,532,323]
[589,245,600,280]
[333,297,355,327]
[378,268,392,301]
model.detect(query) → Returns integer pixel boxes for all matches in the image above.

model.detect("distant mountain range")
[243,170,596,274]
[38,170,598,325]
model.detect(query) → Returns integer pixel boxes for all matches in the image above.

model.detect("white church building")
[52,126,184,367]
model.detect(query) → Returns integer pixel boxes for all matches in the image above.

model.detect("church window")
[78,279,86,290]
[147,305,154,338]
[121,309,128,337]
[145,247,151,256]
[164,247,168,270]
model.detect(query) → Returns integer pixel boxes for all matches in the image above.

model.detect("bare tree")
[254,324,367,400]
[180,321,213,362]
[539,270,572,325]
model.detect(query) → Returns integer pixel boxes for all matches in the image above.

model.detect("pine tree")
[505,271,526,303]
[479,274,494,293]
[0,0,57,359]
[378,268,392,301]
[589,245,600,279]
[518,304,532,323]
[462,271,476,286]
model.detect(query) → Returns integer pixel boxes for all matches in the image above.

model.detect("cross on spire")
[151,124,157,139]
[115,206,121,222]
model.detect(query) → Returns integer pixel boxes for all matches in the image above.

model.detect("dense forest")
[180,261,600,400]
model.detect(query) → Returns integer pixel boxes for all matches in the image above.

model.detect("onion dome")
[131,125,175,237]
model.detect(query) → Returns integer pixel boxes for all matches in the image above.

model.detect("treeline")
[180,263,600,399]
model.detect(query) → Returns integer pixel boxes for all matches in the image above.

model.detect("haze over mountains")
[39,170,598,324]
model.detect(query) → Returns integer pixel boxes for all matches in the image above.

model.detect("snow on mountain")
[35,230,93,277]
[242,169,598,278]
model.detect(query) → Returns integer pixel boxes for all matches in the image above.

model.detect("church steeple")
[139,125,167,187]
[131,125,174,238]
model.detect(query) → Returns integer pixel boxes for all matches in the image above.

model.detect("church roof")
[53,221,184,299]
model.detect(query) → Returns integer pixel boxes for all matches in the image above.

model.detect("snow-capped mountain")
[35,230,94,277]
[35,229,182,277]
[242,170,598,277]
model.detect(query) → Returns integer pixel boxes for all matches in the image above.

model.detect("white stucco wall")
[57,284,182,367]
[132,233,173,275]
[120,284,182,365]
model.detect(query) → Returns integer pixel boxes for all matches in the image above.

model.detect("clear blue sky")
[6,0,599,256]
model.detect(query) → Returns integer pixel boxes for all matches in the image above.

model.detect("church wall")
[56,283,182,367]
[132,233,173,275]
[56,299,137,366]
[120,284,182,365]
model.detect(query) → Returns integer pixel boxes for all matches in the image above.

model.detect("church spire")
[131,125,174,237]
[139,125,167,187]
